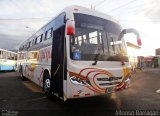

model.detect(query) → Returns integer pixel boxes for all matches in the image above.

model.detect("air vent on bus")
[99,82,120,86]
[97,77,122,81]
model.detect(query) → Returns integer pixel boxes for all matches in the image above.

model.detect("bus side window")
[35,38,37,45]
[75,37,77,44]
[89,31,98,44]
[45,28,53,40]
[3,51,6,59]
[25,43,27,50]
[15,56,17,60]
[40,34,43,42]
[0,50,1,58]
[83,35,87,44]
[35,34,43,44]
[28,41,31,48]
[78,36,82,46]
[32,39,35,46]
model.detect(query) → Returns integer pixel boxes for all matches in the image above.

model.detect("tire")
[43,73,53,99]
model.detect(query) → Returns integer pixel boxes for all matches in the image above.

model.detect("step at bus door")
[51,25,65,98]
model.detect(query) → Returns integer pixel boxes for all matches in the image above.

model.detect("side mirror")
[66,20,75,36]
[118,28,142,46]
[137,38,142,46]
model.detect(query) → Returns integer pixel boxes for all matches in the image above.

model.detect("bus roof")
[63,5,120,24]
[0,48,17,54]
[19,5,121,47]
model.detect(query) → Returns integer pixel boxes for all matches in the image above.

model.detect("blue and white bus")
[0,48,17,71]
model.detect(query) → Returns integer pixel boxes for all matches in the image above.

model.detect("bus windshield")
[70,13,128,61]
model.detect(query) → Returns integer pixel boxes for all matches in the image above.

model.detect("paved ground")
[0,68,160,116]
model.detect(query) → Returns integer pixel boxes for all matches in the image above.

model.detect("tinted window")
[36,34,43,44]
[70,13,128,61]
[45,28,53,40]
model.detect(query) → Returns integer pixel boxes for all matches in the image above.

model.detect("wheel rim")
[44,78,50,93]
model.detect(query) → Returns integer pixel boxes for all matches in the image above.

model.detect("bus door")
[51,25,65,98]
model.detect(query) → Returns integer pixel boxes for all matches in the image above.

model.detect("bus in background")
[17,6,142,101]
[0,48,17,71]
[127,41,141,72]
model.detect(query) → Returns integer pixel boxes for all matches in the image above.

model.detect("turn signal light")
[137,38,142,46]
[66,20,75,35]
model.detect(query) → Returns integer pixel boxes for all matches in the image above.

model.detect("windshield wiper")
[92,52,100,65]
[92,44,102,65]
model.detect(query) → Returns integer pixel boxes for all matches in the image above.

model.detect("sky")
[0,0,160,56]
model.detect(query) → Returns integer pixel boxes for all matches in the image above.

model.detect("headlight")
[70,76,91,86]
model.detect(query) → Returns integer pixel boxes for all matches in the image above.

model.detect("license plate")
[106,87,114,93]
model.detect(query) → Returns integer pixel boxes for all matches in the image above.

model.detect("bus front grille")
[99,82,120,86]
[96,77,123,87]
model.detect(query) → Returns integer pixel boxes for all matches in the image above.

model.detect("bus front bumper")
[114,78,131,92]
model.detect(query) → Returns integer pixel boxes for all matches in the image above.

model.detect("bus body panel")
[65,55,131,99]
[66,67,131,98]
[20,45,52,87]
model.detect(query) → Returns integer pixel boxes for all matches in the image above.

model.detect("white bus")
[0,48,17,71]
[17,6,142,101]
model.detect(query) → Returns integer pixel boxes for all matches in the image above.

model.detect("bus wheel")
[43,74,52,99]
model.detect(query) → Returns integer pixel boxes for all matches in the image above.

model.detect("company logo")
[39,48,52,61]
[97,77,122,81]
